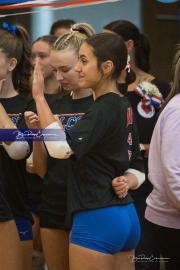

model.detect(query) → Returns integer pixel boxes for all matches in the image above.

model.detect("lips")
[78,75,84,80]
[61,83,69,88]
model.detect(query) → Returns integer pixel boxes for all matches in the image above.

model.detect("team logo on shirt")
[127,108,133,161]
[128,150,132,161]
[8,113,22,126]
[58,113,84,131]
[127,108,133,127]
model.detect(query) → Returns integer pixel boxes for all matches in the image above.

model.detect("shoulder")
[95,93,131,112]
[17,94,36,112]
[160,94,180,129]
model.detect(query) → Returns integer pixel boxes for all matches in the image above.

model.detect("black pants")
[133,197,160,270]
[147,220,180,270]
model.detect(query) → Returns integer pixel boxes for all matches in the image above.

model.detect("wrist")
[34,95,46,102]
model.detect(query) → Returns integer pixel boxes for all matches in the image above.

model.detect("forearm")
[33,141,48,178]
[0,103,16,128]
[35,97,63,129]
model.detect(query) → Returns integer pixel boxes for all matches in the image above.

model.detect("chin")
[78,81,87,88]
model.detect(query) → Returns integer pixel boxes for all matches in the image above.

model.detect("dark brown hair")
[103,20,151,73]
[0,23,31,95]
[50,19,76,35]
[85,33,127,79]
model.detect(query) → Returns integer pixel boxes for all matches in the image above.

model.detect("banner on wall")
[0,0,120,10]
[0,0,121,17]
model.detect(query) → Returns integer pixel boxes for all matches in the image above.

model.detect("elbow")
[2,141,30,160]
[45,141,73,159]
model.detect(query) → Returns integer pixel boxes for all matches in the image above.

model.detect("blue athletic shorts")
[70,203,140,254]
[14,217,33,241]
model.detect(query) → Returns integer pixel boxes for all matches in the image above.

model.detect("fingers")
[32,58,45,100]
[112,176,129,198]
[0,79,6,91]
[24,111,36,118]
[112,176,128,186]
[24,111,40,129]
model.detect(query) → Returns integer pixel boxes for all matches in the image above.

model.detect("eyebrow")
[50,64,69,69]
[31,51,48,54]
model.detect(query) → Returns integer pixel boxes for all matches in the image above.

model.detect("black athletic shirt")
[0,94,35,223]
[40,93,94,229]
[66,92,144,220]
[127,78,170,198]
[0,154,13,221]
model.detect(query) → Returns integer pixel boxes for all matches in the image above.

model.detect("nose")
[55,70,63,81]
[74,61,81,72]
[30,55,39,67]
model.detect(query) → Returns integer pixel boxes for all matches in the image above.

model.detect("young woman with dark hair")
[0,22,36,270]
[103,20,171,270]
[29,31,145,270]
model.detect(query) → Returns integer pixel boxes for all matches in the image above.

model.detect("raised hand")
[32,58,44,100]
[0,79,6,93]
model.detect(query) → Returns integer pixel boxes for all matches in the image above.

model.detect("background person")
[27,34,67,270]
[50,19,76,37]
[0,22,36,270]
[145,45,180,270]
[26,23,95,270]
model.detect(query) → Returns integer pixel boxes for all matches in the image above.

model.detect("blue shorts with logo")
[14,217,33,241]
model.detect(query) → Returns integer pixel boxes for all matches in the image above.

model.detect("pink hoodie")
[145,93,180,229]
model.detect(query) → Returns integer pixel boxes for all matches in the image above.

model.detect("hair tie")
[2,22,17,34]
[70,28,79,34]
[125,62,130,73]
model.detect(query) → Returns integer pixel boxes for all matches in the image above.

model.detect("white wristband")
[125,168,145,189]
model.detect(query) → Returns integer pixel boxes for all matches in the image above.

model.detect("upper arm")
[161,113,180,209]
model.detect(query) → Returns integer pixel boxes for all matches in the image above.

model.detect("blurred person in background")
[28,34,67,270]
[50,19,76,37]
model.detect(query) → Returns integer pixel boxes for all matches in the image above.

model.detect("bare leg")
[69,243,115,270]
[31,214,45,270]
[32,214,43,251]
[41,228,69,270]
[20,240,33,270]
[114,250,135,270]
[0,220,23,270]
